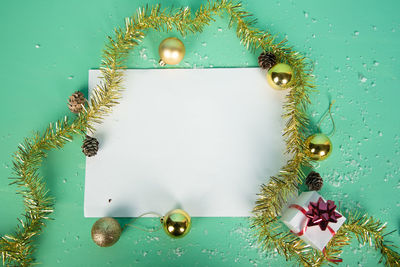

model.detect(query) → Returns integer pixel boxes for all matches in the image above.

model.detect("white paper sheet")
[84,68,287,217]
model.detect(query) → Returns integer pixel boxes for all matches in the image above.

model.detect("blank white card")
[84,68,287,217]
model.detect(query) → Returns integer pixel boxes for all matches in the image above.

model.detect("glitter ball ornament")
[68,91,86,113]
[82,135,99,157]
[91,217,122,247]
[305,171,323,191]
[158,37,185,66]
[258,51,277,70]
[304,133,332,161]
[266,63,294,90]
[161,209,191,238]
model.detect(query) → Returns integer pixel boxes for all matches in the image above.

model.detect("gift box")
[281,191,346,251]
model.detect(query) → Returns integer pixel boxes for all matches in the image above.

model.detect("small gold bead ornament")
[161,209,192,238]
[158,37,186,66]
[304,133,332,161]
[266,63,294,90]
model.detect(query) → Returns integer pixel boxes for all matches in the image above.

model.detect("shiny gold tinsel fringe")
[1,1,399,266]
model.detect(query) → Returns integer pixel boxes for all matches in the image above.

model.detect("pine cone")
[258,51,277,70]
[82,135,99,157]
[68,91,86,113]
[305,171,323,191]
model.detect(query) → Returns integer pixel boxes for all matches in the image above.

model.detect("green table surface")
[0,0,399,266]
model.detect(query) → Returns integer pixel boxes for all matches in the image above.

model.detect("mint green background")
[0,0,399,266]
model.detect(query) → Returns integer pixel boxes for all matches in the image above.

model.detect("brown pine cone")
[68,91,86,113]
[258,51,277,70]
[305,171,323,191]
[82,135,99,157]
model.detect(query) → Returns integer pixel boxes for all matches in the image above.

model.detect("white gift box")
[281,191,346,251]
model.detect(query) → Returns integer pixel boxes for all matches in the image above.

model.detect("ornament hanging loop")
[123,209,192,238]
[123,212,163,233]
[317,100,336,136]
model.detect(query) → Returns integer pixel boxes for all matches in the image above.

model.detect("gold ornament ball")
[266,63,294,90]
[159,37,186,66]
[304,133,332,161]
[161,209,191,238]
[91,217,122,247]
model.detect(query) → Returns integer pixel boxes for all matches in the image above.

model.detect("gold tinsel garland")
[1,1,399,266]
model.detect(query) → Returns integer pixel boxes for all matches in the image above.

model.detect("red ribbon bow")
[305,197,342,231]
[289,197,343,263]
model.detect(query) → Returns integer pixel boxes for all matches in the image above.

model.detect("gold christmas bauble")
[91,217,122,247]
[161,209,191,238]
[266,63,294,90]
[158,37,185,66]
[304,133,332,161]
